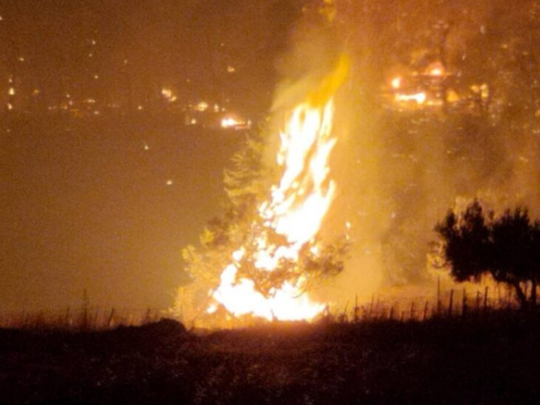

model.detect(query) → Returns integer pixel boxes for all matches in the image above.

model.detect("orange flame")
[208,55,350,322]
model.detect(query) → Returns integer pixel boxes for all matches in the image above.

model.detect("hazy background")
[3,0,540,313]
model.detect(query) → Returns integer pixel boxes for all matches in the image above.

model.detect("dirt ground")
[1,315,539,405]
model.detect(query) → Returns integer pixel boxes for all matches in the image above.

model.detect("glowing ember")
[395,92,427,105]
[208,55,350,322]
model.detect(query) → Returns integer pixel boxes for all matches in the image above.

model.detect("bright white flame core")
[208,56,349,322]
[209,98,338,321]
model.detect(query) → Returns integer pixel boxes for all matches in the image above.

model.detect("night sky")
[0,119,247,312]
[0,1,300,314]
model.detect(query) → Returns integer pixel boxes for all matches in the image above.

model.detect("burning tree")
[435,200,540,309]
[174,55,350,326]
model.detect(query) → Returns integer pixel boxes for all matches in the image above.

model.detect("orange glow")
[221,117,240,128]
[391,77,402,89]
[196,101,209,112]
[208,55,350,322]
[395,92,427,105]
[161,88,177,102]
[426,61,445,77]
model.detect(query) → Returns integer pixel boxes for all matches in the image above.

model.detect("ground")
[1,314,539,404]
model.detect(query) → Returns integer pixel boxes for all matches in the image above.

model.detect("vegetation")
[174,127,348,325]
[2,315,540,404]
[435,200,540,309]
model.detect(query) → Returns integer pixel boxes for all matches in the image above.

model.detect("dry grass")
[1,312,539,404]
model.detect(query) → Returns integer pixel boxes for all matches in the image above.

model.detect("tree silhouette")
[435,200,540,309]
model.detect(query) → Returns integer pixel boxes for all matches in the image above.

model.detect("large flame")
[208,55,350,322]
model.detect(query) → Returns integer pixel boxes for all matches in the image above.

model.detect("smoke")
[267,1,540,308]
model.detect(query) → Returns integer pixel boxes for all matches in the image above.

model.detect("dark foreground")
[1,315,539,405]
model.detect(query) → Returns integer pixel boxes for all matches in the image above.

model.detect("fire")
[395,92,427,105]
[391,76,402,89]
[208,55,350,322]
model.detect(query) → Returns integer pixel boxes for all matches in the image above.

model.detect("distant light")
[166,179,174,186]
[0,16,3,21]
[395,92,427,105]
[32,89,40,96]
[93,110,100,115]
[8,87,15,96]
[161,88,177,102]
[227,66,236,73]
[18,56,25,62]
[91,39,97,45]
[196,101,209,112]
[391,77,402,89]
[425,61,445,77]
[7,103,13,110]
[138,105,144,110]
[94,74,99,80]
[124,59,128,65]
[190,118,197,125]
[221,117,239,128]
[144,143,150,151]
[89,53,93,58]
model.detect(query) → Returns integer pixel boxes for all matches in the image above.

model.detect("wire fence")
[0,283,533,331]
[0,307,167,331]
[331,284,529,324]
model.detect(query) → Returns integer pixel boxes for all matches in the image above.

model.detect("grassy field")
[1,313,539,404]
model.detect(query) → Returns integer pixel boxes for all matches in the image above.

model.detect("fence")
[0,284,533,330]
[332,284,529,324]
[0,307,166,331]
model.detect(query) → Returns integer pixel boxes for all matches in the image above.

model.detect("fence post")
[108,308,116,328]
[353,295,359,323]
[437,276,442,315]
[484,286,489,312]
[342,300,349,323]
[462,288,467,318]
[145,308,152,324]
[423,301,429,321]
[448,289,454,317]
[81,289,89,332]
[64,307,71,328]
[368,294,375,320]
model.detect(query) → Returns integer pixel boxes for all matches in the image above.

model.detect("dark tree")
[435,200,540,309]
[491,208,540,307]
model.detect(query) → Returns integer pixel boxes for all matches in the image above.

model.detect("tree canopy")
[173,126,348,325]
[435,200,540,308]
